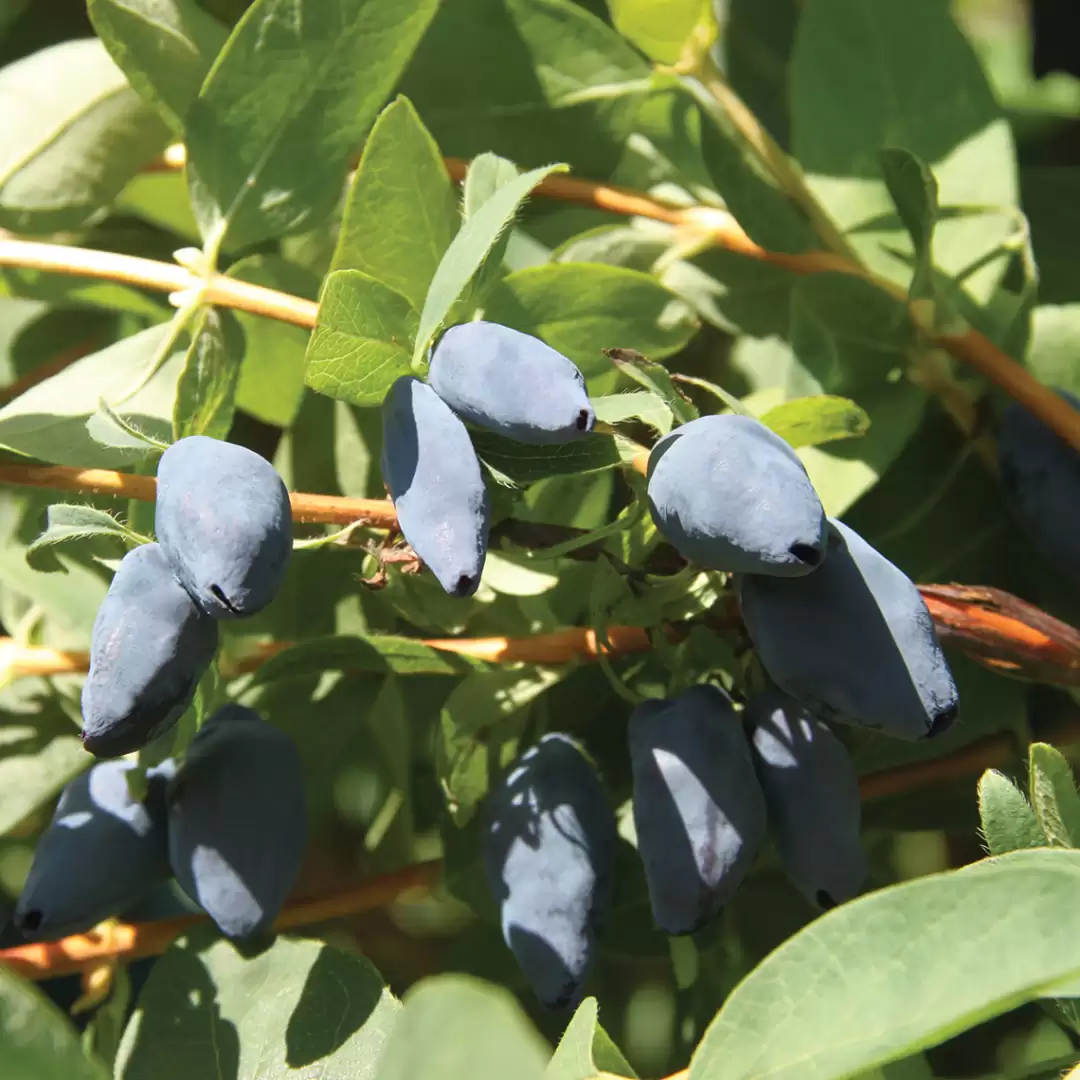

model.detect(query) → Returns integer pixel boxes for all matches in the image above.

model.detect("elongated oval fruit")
[998,390,1080,588]
[738,519,958,739]
[428,322,595,444]
[646,414,827,575]
[629,685,767,935]
[81,542,219,758]
[14,760,173,940]
[155,435,292,618]
[381,375,490,597]
[166,704,306,939]
[484,733,617,1010]
[746,691,867,910]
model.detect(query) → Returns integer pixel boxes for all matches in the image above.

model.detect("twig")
[0,860,440,981]
[0,463,395,528]
[0,233,318,330]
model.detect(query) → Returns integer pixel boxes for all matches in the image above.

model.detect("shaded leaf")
[0,39,171,232]
[0,965,108,1080]
[438,666,562,824]
[186,0,441,250]
[230,256,318,428]
[248,634,490,685]
[0,721,89,837]
[879,147,938,301]
[605,348,699,425]
[116,931,400,1079]
[791,0,1017,301]
[304,271,419,407]
[472,430,622,488]
[88,0,228,132]
[172,305,244,440]
[0,323,183,468]
[375,975,548,1080]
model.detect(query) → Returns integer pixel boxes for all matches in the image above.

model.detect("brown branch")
[0,463,396,528]
[0,232,318,330]
[0,860,440,981]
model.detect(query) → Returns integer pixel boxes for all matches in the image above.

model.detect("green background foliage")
[2,1,1080,1078]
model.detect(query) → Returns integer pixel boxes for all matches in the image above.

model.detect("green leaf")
[116,931,400,1079]
[593,391,673,435]
[725,0,798,150]
[689,849,1080,1080]
[1029,743,1080,849]
[760,395,870,449]
[0,323,184,468]
[0,39,171,233]
[452,153,526,316]
[798,379,927,517]
[472,431,622,488]
[977,769,1048,857]
[1026,305,1080,401]
[0,964,109,1080]
[25,504,142,572]
[547,997,638,1080]
[304,271,419,407]
[230,256,319,428]
[438,667,562,824]
[1021,168,1080,305]
[331,97,459,311]
[375,975,548,1080]
[248,634,490,685]
[791,0,1017,301]
[185,0,441,251]
[607,0,703,65]
[485,264,699,381]
[172,305,244,441]
[879,147,939,301]
[412,163,569,366]
[398,0,649,178]
[0,724,89,837]
[604,348,699,426]
[88,0,228,132]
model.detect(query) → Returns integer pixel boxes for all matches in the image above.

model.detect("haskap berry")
[647,414,827,576]
[628,685,767,934]
[81,542,218,758]
[747,690,868,910]
[483,734,617,1010]
[155,435,292,619]
[997,389,1080,589]
[381,375,490,597]
[166,704,306,940]
[429,322,595,444]
[14,759,174,940]
[737,519,959,740]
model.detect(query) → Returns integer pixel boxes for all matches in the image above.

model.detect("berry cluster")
[481,393,962,1009]
[381,322,595,596]
[15,436,305,942]
[15,704,306,942]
